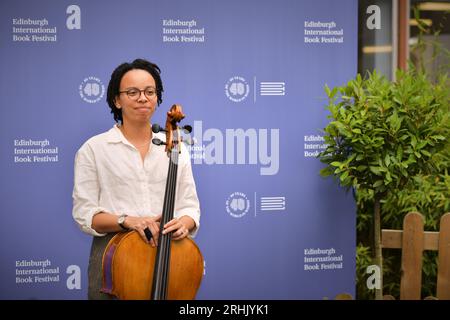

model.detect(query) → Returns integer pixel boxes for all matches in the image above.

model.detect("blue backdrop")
[0,0,357,299]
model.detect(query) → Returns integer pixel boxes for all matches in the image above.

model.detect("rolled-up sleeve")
[175,147,201,237]
[72,143,107,237]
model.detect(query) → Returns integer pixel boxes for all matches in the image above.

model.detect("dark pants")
[87,233,117,300]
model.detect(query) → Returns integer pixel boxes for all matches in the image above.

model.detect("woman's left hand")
[162,218,189,240]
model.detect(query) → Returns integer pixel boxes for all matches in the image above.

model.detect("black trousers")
[87,233,117,300]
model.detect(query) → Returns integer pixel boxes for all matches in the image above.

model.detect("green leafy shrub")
[320,68,450,299]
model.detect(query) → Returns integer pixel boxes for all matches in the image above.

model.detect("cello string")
[161,152,173,299]
[152,143,175,299]
[160,136,179,298]
[162,143,179,298]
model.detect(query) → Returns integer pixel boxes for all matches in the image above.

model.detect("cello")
[101,104,204,300]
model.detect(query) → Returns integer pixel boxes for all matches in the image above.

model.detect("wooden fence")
[382,212,450,300]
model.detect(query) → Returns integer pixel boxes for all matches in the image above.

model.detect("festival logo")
[225,192,250,218]
[79,76,105,104]
[225,76,250,102]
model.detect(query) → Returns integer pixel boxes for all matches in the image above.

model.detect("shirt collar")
[106,124,159,148]
[106,124,127,144]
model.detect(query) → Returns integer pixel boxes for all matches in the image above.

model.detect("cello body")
[101,231,203,300]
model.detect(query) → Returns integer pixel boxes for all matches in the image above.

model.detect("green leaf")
[400,135,409,141]
[421,150,431,157]
[396,146,403,161]
[346,153,357,164]
[411,135,417,149]
[330,161,342,167]
[417,141,427,149]
[395,115,402,131]
[385,154,391,167]
[330,121,344,130]
[385,171,392,182]
[370,166,382,176]
[320,167,332,177]
[388,112,399,131]
[407,154,417,163]
[373,180,383,188]
[432,135,446,141]
[331,87,338,98]
[352,128,362,134]
[340,171,349,182]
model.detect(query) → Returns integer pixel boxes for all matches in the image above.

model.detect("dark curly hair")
[106,58,164,123]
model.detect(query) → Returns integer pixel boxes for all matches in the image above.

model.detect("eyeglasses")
[119,87,157,101]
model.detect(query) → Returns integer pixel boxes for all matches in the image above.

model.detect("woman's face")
[115,69,158,125]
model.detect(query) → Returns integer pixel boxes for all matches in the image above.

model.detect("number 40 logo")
[225,76,250,102]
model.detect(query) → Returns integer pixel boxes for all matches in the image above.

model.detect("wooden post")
[437,213,450,299]
[397,0,409,70]
[374,197,383,300]
[400,212,424,300]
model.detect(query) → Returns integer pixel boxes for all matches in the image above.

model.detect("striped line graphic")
[260,82,285,96]
[260,196,286,211]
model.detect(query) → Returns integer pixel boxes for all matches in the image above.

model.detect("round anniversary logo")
[225,76,249,102]
[225,192,250,218]
[79,76,105,104]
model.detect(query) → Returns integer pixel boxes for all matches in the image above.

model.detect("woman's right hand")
[124,215,161,246]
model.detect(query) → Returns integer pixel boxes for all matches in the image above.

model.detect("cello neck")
[151,147,179,300]
[151,105,184,300]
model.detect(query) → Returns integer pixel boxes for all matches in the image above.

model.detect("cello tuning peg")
[152,138,166,146]
[182,137,197,146]
[181,125,192,134]
[152,123,166,133]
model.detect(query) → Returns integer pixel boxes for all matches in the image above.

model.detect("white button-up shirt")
[72,124,200,237]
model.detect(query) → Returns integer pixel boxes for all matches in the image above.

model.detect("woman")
[72,58,200,299]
